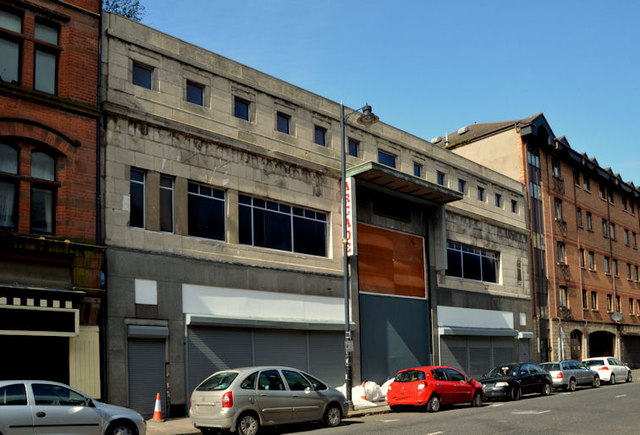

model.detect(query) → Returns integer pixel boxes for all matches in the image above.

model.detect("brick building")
[439,113,640,366]
[0,0,103,396]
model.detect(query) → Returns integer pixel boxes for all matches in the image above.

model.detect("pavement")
[145,402,391,435]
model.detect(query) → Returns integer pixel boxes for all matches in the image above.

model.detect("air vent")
[457,126,469,135]
[431,136,442,143]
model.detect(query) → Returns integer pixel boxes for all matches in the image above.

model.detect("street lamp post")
[340,102,378,407]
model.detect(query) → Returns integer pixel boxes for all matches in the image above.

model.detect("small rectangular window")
[559,286,568,308]
[624,229,629,245]
[583,175,590,191]
[495,193,502,207]
[437,171,445,186]
[627,263,632,280]
[607,294,613,312]
[31,186,55,234]
[511,199,518,213]
[608,189,614,204]
[276,112,290,134]
[579,248,585,268]
[599,184,606,200]
[160,175,174,233]
[635,265,639,281]
[348,138,358,157]
[591,291,597,310]
[582,289,588,309]
[588,251,595,270]
[413,163,422,178]
[602,219,608,237]
[610,223,615,240]
[586,212,592,230]
[186,81,204,106]
[551,159,561,178]
[34,49,57,94]
[132,62,152,89]
[633,232,637,249]
[613,259,618,276]
[576,208,582,227]
[378,150,396,168]
[630,298,634,315]
[458,179,466,194]
[234,97,250,120]
[574,169,580,186]
[604,256,610,274]
[130,169,145,228]
[615,295,621,312]
[477,186,485,202]
[557,242,566,264]
[554,198,563,221]
[314,126,326,146]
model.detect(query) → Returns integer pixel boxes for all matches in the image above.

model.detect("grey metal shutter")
[128,339,166,419]
[186,326,253,395]
[440,336,468,372]
[519,339,531,362]
[308,331,344,387]
[468,337,491,378]
[492,337,514,366]
[253,329,308,370]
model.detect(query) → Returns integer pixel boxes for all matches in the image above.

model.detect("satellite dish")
[611,312,623,322]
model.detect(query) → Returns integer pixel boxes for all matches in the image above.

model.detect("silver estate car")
[540,360,600,391]
[190,366,347,435]
[0,380,146,435]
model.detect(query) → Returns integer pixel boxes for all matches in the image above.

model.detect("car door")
[443,368,474,404]
[528,363,547,393]
[571,361,588,385]
[255,370,293,425]
[516,364,534,394]
[431,369,455,404]
[611,358,627,380]
[282,369,323,423]
[30,383,102,435]
[0,383,34,435]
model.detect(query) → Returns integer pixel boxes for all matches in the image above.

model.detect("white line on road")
[425,432,444,435]
[381,419,400,423]
[616,394,627,398]
[512,410,551,415]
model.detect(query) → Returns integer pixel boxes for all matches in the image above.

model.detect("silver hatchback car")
[190,366,348,435]
[0,380,146,435]
[540,360,600,391]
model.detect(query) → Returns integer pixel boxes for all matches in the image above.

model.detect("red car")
[387,366,484,412]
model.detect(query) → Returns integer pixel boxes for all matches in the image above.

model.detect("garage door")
[440,336,514,378]
[186,326,343,395]
[128,339,166,419]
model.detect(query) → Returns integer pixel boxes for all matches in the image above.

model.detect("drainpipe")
[544,152,559,361]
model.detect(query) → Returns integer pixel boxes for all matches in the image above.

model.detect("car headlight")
[495,382,509,387]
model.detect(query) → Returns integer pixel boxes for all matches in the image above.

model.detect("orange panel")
[357,224,426,298]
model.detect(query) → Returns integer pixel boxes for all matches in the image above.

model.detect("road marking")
[512,410,551,415]
[616,394,627,398]
[425,432,444,435]
[381,419,400,423]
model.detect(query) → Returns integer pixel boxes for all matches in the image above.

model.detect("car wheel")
[471,391,483,407]
[323,404,342,427]
[427,394,441,412]
[510,386,521,401]
[237,412,260,435]
[610,373,616,385]
[593,375,600,388]
[107,420,135,435]
[626,371,632,383]
[568,378,576,392]
[541,382,551,396]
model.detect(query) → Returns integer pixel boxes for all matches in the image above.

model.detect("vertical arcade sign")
[345,177,357,256]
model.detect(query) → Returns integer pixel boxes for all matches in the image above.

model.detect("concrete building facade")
[440,113,640,366]
[0,0,103,397]
[101,12,532,418]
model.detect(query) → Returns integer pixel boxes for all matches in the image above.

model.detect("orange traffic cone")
[151,392,164,422]
[361,382,367,401]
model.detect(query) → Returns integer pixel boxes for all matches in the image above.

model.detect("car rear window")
[0,384,27,406]
[584,360,604,367]
[197,372,238,391]
[395,370,425,382]
[540,363,560,371]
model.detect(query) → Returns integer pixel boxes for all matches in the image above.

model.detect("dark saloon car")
[480,362,552,400]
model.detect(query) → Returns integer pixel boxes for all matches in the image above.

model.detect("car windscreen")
[196,372,238,391]
[486,364,519,378]
[584,360,604,367]
[540,363,560,371]
[395,370,425,382]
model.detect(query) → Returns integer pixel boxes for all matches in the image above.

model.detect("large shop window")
[446,241,499,283]
[188,182,225,240]
[239,194,327,256]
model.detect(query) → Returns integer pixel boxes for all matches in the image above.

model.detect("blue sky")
[142,0,640,184]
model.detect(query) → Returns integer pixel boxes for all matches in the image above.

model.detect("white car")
[582,357,632,385]
[0,380,146,435]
